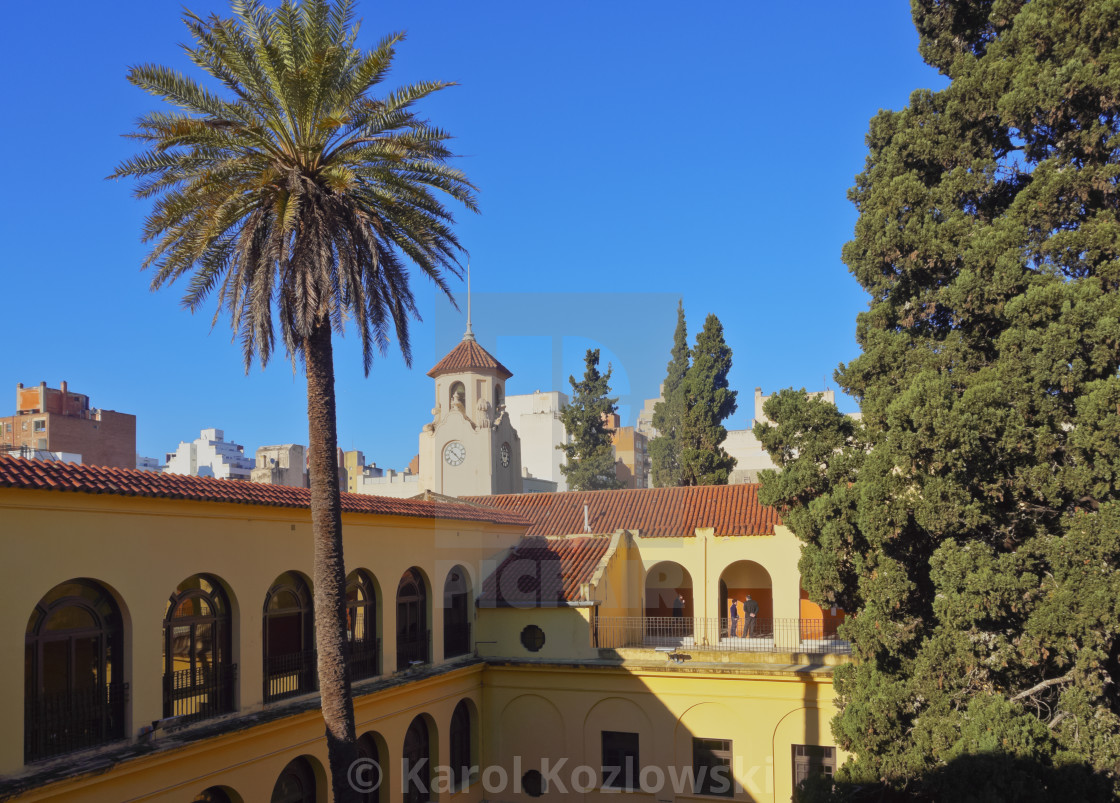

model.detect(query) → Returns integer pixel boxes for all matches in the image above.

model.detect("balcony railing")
[25,682,129,763]
[348,637,381,682]
[444,622,471,658]
[593,617,850,655]
[164,663,237,724]
[397,629,431,670]
[265,650,317,702]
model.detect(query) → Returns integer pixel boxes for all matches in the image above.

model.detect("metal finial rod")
[464,260,475,340]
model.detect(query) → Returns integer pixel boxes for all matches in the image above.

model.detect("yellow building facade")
[0,459,848,803]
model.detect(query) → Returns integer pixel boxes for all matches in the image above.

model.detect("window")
[443,566,471,658]
[602,730,639,790]
[164,575,234,723]
[271,756,317,803]
[450,700,473,789]
[33,419,45,433]
[396,568,429,669]
[346,570,379,681]
[792,745,835,791]
[692,738,734,797]
[402,716,431,803]
[24,579,125,762]
[263,573,315,702]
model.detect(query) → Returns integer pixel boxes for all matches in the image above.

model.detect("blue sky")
[1,1,946,469]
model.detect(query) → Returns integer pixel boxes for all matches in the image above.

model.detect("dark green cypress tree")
[559,349,625,491]
[756,2,1120,799]
[650,300,690,487]
[679,314,737,486]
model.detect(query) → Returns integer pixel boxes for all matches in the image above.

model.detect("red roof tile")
[466,484,780,537]
[0,457,531,527]
[427,336,513,379]
[479,535,612,606]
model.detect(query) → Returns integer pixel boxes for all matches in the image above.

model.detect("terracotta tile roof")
[465,484,780,537]
[0,457,531,527]
[427,336,513,379]
[479,535,612,606]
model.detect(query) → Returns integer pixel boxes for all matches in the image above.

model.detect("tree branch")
[1010,673,1074,702]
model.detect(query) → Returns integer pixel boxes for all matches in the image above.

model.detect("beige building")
[415,325,524,497]
[1,457,848,803]
[251,444,308,487]
[606,412,651,489]
[504,390,569,492]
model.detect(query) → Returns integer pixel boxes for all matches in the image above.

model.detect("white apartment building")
[163,428,254,480]
[503,390,570,492]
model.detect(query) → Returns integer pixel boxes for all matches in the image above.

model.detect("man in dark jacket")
[743,594,760,637]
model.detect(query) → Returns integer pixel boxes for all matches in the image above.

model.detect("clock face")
[443,441,466,466]
[500,442,511,467]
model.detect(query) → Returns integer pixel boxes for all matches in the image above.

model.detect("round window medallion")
[522,769,544,797]
[520,624,546,652]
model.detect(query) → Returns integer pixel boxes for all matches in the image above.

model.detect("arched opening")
[719,560,773,642]
[443,566,472,658]
[449,381,466,411]
[356,731,389,803]
[192,787,241,803]
[263,572,315,702]
[799,588,846,641]
[346,570,380,681]
[644,561,693,641]
[396,568,429,669]
[402,715,434,803]
[449,698,477,791]
[493,383,503,410]
[164,574,234,723]
[270,755,318,803]
[25,578,125,762]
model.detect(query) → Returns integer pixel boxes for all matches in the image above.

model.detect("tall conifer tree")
[756,1,1120,799]
[559,349,625,491]
[679,314,737,486]
[650,301,690,486]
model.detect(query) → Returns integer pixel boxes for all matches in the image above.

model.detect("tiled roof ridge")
[426,337,513,379]
[0,456,531,527]
[464,484,781,537]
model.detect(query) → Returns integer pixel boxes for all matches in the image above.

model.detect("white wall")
[505,391,569,492]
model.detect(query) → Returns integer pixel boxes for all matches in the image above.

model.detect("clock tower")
[417,323,524,497]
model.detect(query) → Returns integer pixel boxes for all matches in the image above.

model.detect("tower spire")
[464,259,475,341]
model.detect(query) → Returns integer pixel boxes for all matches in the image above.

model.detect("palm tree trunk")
[304,318,360,803]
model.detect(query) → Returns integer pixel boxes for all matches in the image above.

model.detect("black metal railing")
[25,682,128,763]
[397,629,431,670]
[264,650,317,702]
[348,637,381,682]
[594,617,850,655]
[444,622,471,658]
[163,663,237,724]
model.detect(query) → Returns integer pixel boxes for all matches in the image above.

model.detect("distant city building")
[606,412,650,489]
[135,455,164,472]
[1,446,80,463]
[504,390,569,492]
[725,388,840,484]
[251,444,307,488]
[164,428,253,480]
[0,381,136,468]
[636,384,662,439]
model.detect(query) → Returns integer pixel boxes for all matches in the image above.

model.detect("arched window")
[271,756,317,803]
[402,716,432,803]
[164,575,234,723]
[263,573,315,702]
[493,383,503,409]
[356,732,386,803]
[25,579,126,762]
[396,569,429,669]
[346,570,379,681]
[449,381,466,410]
[193,787,236,803]
[443,567,471,658]
[449,700,474,790]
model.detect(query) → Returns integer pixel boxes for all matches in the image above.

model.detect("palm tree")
[112,1,476,798]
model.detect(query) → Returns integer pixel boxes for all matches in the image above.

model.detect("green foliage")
[111,0,476,371]
[650,300,690,487]
[679,314,737,485]
[757,1,1120,798]
[559,349,625,491]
